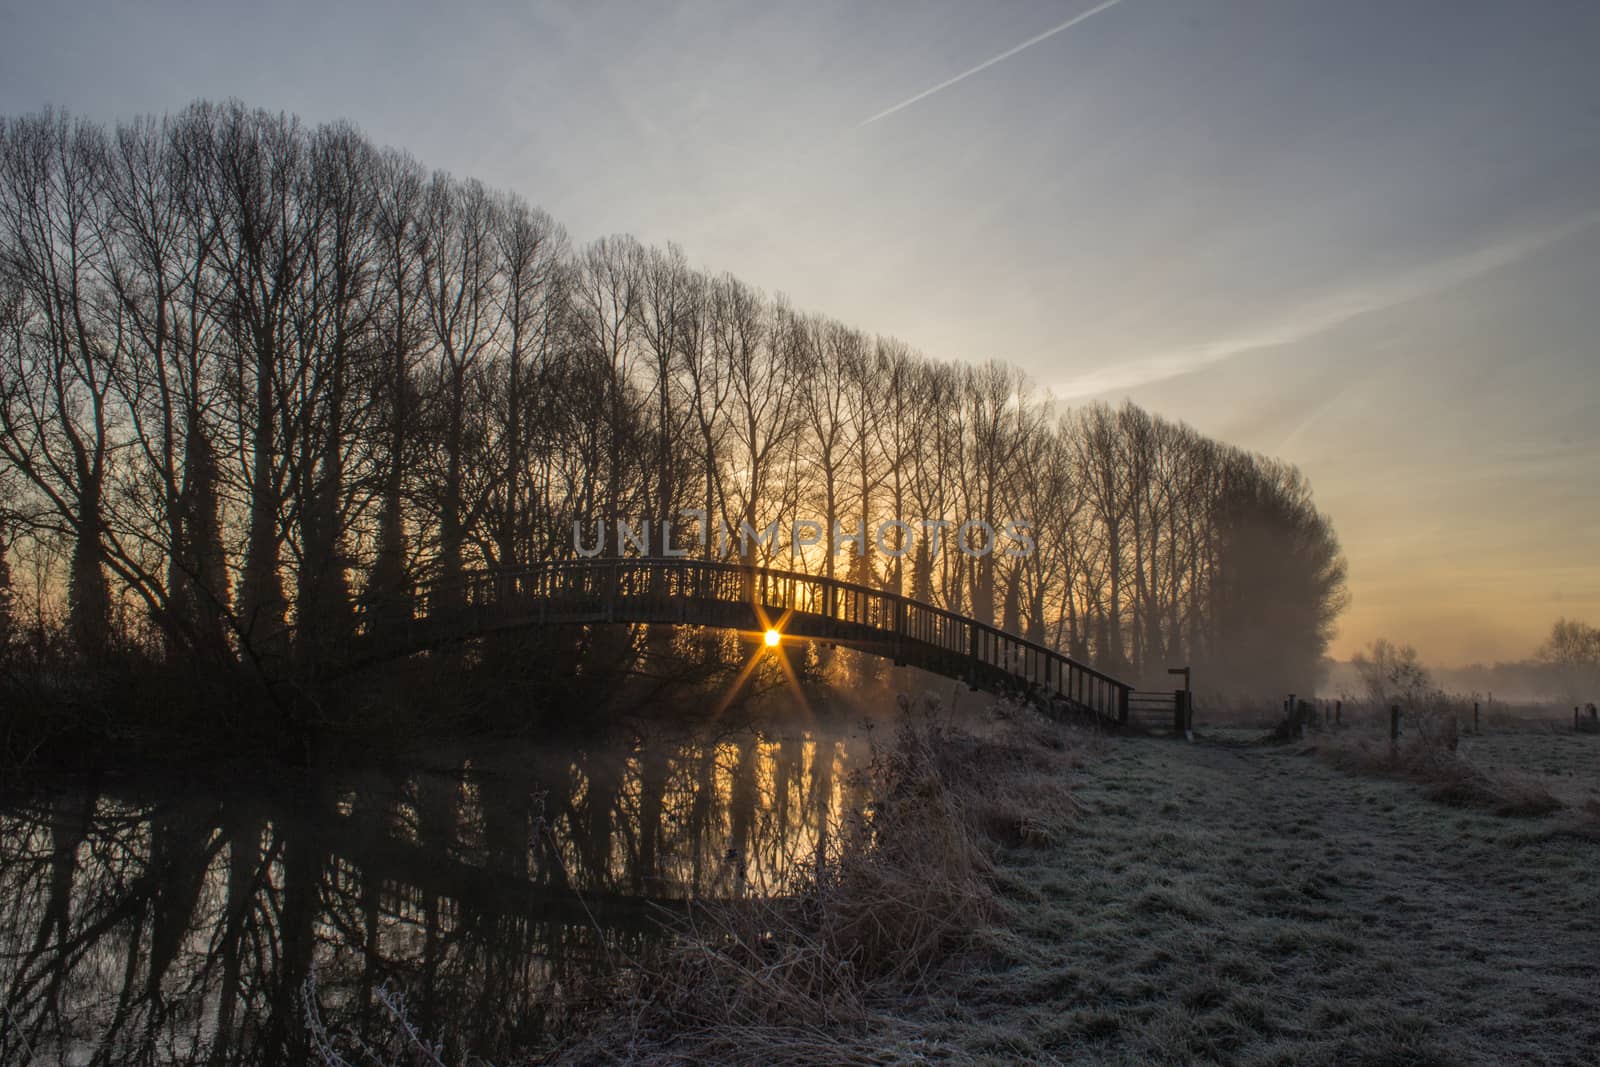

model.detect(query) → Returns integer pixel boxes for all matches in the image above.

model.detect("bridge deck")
[355,558,1132,724]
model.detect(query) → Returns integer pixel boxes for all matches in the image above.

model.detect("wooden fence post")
[1390,705,1401,746]
[1473,702,1479,734]
[1173,689,1193,740]
[967,622,979,690]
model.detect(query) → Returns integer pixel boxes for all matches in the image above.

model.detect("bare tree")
[365,148,427,635]
[568,236,647,556]
[478,193,567,570]
[793,315,854,579]
[0,111,118,655]
[717,281,798,566]
[195,103,319,659]
[291,121,382,664]
[676,269,730,559]
[1352,638,1433,708]
[417,174,499,601]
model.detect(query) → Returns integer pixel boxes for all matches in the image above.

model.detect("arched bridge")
[354,558,1133,724]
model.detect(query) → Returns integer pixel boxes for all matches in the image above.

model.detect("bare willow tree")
[676,269,731,558]
[289,121,382,664]
[633,243,698,537]
[717,281,800,566]
[955,361,1034,626]
[870,338,920,597]
[479,193,567,570]
[417,175,500,604]
[793,316,854,581]
[106,112,232,658]
[569,236,648,556]
[0,112,118,656]
[199,103,318,657]
[365,147,427,635]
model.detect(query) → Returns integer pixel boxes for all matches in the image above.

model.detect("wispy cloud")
[1051,210,1600,401]
[858,0,1131,127]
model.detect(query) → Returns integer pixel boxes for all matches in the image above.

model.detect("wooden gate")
[1127,690,1193,736]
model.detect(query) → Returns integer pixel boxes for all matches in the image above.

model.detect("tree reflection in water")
[0,724,865,1064]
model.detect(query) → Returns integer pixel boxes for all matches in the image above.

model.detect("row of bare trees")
[0,103,1345,692]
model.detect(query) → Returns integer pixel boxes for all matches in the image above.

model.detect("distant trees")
[1536,618,1600,703]
[1538,618,1600,667]
[1351,638,1434,709]
[0,102,1348,695]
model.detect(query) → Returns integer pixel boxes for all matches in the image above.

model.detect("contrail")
[858,0,1131,127]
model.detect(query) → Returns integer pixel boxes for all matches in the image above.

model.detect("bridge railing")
[365,558,1131,723]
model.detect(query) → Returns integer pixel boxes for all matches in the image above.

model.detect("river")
[0,721,872,1064]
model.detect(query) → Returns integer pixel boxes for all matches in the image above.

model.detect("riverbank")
[553,699,1089,1065]
[0,632,817,778]
[548,724,1600,1065]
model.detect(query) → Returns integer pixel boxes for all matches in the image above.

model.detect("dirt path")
[921,734,1600,1065]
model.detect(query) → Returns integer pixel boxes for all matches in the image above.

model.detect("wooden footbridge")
[354,557,1133,724]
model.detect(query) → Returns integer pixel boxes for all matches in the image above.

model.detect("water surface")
[0,722,868,1064]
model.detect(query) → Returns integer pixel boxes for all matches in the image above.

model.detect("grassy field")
[1457,730,1600,811]
[909,729,1600,1065]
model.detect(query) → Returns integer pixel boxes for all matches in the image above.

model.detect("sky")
[2,0,1596,667]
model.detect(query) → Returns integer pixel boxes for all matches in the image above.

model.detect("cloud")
[1050,209,1600,401]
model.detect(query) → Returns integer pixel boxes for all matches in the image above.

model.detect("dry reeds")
[1310,716,1561,818]
[561,699,1080,1065]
